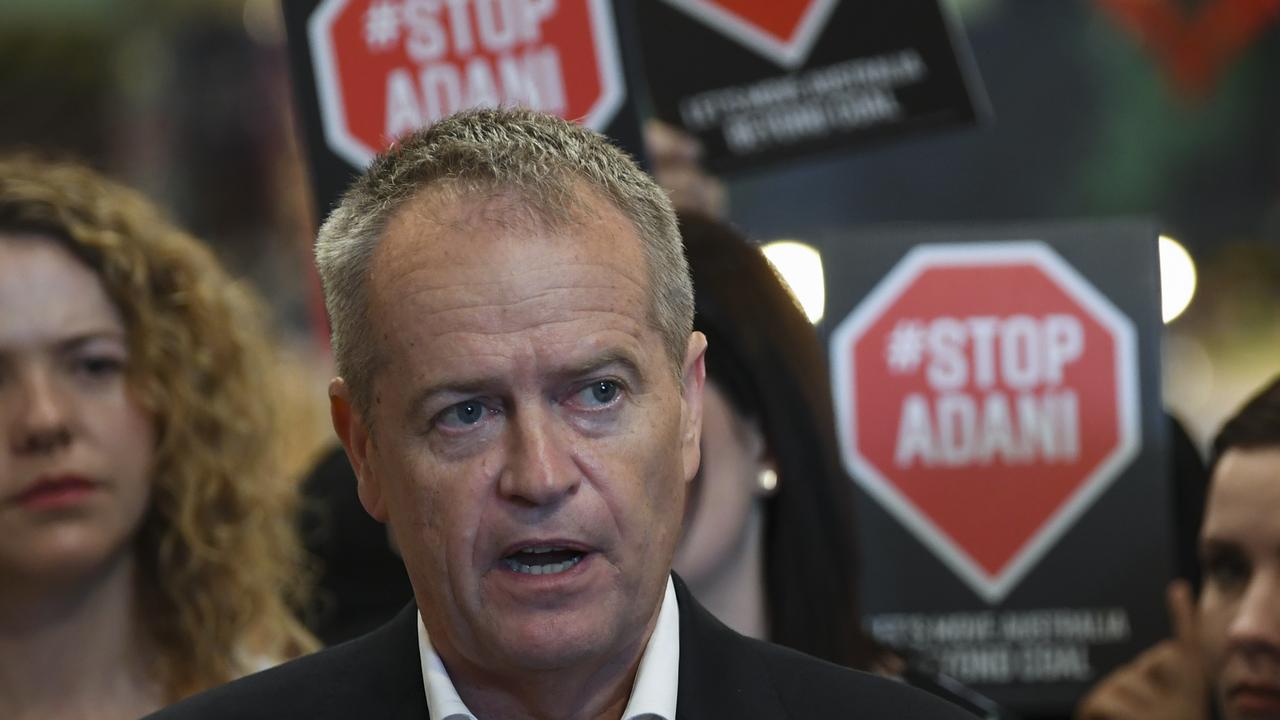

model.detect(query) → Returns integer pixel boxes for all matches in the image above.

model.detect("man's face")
[333,188,704,677]
[1200,447,1280,720]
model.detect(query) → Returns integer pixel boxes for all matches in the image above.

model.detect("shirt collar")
[417,575,680,720]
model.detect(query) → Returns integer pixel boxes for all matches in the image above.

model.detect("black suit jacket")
[147,576,974,719]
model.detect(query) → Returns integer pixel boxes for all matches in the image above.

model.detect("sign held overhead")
[284,0,645,222]
[634,0,989,172]
[307,0,626,168]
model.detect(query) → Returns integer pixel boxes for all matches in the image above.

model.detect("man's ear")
[330,377,388,522]
[679,331,708,486]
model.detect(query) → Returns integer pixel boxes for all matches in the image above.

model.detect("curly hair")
[0,156,317,700]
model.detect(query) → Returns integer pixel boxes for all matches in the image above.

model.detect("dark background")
[0,0,1276,710]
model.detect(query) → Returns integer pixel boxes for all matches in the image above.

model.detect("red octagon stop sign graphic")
[308,0,625,167]
[830,243,1140,602]
[658,0,837,68]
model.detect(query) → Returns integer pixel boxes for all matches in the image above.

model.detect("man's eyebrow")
[554,350,646,385]
[405,350,647,415]
[408,376,500,417]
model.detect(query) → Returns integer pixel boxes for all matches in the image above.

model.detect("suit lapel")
[347,603,432,720]
[672,574,787,720]
[368,580,788,720]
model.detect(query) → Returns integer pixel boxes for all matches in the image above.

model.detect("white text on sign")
[886,314,1085,468]
[368,0,567,137]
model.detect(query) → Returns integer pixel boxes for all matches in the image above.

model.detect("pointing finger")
[1167,579,1198,650]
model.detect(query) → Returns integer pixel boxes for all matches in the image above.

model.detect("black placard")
[818,221,1171,715]
[634,0,989,173]
[282,0,649,226]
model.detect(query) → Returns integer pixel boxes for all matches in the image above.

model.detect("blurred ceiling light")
[761,240,825,324]
[244,0,285,45]
[1159,235,1196,324]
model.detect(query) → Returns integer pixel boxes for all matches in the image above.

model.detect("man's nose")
[497,406,581,507]
[1227,568,1280,654]
[6,367,75,455]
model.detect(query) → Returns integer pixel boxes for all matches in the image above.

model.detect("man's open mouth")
[502,546,586,576]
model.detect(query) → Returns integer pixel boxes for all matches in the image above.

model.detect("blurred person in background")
[675,210,1005,718]
[0,157,316,719]
[1076,375,1280,720]
[674,210,874,666]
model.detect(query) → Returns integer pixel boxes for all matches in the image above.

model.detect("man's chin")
[488,618,623,672]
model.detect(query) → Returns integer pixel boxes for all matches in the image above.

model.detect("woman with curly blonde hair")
[0,156,316,719]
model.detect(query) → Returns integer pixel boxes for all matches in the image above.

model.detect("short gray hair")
[315,108,693,416]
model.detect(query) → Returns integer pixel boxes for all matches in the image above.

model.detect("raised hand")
[643,120,727,218]
[1075,580,1210,720]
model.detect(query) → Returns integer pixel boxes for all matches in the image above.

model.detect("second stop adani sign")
[821,223,1171,713]
[830,242,1141,603]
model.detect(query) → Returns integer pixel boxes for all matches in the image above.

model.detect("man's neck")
[0,551,163,720]
[435,602,663,720]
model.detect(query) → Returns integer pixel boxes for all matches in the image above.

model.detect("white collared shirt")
[417,576,680,720]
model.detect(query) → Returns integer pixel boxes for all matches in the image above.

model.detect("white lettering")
[401,0,557,58]
[443,0,475,54]
[966,316,999,388]
[937,394,976,464]
[1016,391,1080,462]
[926,317,966,391]
[399,48,565,124]
[519,0,556,41]
[894,390,1082,468]
[419,64,462,121]
[1043,314,1083,384]
[1014,644,1091,681]
[915,314,1087,390]
[974,392,1021,464]
[463,56,501,107]
[895,394,936,467]
[1000,315,1040,390]
[385,68,425,139]
[403,0,447,62]
[529,46,565,113]
[475,0,518,52]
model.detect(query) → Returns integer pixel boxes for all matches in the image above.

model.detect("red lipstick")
[11,474,101,510]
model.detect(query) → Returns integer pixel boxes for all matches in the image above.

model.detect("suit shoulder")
[145,640,372,720]
[145,612,424,720]
[749,638,978,719]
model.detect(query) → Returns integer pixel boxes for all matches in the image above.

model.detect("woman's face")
[673,380,770,587]
[0,234,155,583]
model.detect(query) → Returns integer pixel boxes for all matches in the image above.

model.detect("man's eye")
[578,380,621,407]
[437,400,490,429]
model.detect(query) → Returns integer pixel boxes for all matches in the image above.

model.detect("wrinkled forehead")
[361,187,665,398]
[1202,446,1280,542]
[376,180,650,287]
[371,182,652,314]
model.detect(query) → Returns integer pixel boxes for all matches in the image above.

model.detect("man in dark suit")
[150,108,973,720]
